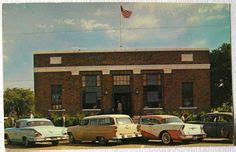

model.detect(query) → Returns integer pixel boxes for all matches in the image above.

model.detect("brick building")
[34,48,210,116]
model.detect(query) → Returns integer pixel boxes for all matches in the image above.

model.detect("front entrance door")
[114,93,131,116]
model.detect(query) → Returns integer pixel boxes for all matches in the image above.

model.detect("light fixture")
[104,89,108,95]
[135,88,139,95]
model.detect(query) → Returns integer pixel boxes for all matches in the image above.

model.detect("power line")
[3,24,230,36]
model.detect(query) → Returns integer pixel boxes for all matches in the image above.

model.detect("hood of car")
[28,126,67,137]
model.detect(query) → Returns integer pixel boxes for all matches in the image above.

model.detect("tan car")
[67,114,142,145]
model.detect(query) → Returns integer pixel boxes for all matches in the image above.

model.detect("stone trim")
[143,108,163,110]
[181,54,193,62]
[50,57,62,64]
[82,109,101,112]
[34,48,209,55]
[179,107,198,110]
[48,109,66,112]
[34,64,210,75]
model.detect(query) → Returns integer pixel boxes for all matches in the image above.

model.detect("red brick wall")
[34,50,210,115]
[34,69,210,115]
[34,51,209,67]
[34,72,80,115]
[164,69,210,111]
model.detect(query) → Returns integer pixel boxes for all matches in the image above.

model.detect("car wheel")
[5,135,12,145]
[97,137,107,146]
[228,132,233,143]
[122,139,131,144]
[161,132,173,145]
[52,141,59,146]
[69,133,76,144]
[22,137,33,147]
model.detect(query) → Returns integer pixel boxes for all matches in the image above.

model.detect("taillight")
[34,131,42,137]
[200,125,205,133]
[137,124,141,132]
[114,126,117,132]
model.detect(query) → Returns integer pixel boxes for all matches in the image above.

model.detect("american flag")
[120,6,132,18]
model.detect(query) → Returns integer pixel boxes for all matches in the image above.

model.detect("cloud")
[54,18,77,25]
[126,15,159,28]
[94,9,109,17]
[35,23,54,29]
[188,39,208,48]
[206,15,226,21]
[79,19,111,30]
[64,18,76,25]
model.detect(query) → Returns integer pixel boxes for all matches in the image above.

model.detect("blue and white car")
[5,118,68,146]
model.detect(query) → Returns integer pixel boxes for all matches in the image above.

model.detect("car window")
[141,118,161,125]
[162,117,183,123]
[19,121,27,128]
[27,121,54,127]
[89,119,98,126]
[98,118,114,125]
[203,115,217,123]
[81,119,89,126]
[16,121,21,128]
[116,117,133,125]
[217,115,233,123]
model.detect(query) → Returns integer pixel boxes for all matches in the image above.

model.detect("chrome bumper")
[179,133,206,140]
[33,135,69,142]
[112,133,142,139]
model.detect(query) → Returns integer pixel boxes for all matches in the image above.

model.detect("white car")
[133,115,206,145]
[5,118,68,146]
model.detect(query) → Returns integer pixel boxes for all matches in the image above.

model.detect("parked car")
[185,112,233,141]
[5,118,68,146]
[133,115,206,145]
[67,114,142,145]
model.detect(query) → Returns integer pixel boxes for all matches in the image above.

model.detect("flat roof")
[84,114,130,119]
[17,118,50,122]
[34,48,209,55]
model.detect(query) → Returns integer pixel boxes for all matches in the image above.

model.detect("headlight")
[34,131,42,137]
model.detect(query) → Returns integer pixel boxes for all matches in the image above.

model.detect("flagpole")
[119,9,122,48]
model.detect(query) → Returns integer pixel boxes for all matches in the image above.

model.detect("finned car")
[133,115,206,145]
[5,118,68,146]
[67,114,142,145]
[185,112,233,142]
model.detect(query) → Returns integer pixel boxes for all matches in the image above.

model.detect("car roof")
[206,112,233,116]
[134,115,178,119]
[84,114,130,119]
[17,118,51,122]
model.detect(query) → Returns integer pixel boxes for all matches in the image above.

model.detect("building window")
[51,85,62,110]
[113,75,130,85]
[143,74,163,108]
[82,75,101,109]
[182,82,193,107]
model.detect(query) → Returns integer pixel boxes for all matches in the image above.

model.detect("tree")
[4,88,34,117]
[210,43,232,107]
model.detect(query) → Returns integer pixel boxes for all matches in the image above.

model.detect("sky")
[2,3,231,90]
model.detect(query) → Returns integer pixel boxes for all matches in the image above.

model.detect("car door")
[140,118,159,139]
[75,119,89,141]
[202,115,218,138]
[216,114,233,138]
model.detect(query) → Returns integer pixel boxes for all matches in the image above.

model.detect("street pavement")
[4,138,233,151]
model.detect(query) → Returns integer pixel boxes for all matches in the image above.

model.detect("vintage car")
[133,115,206,145]
[186,112,233,141]
[5,118,68,146]
[67,114,142,145]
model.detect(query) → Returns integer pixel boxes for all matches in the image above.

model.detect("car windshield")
[116,117,133,125]
[27,121,54,127]
[163,117,183,123]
